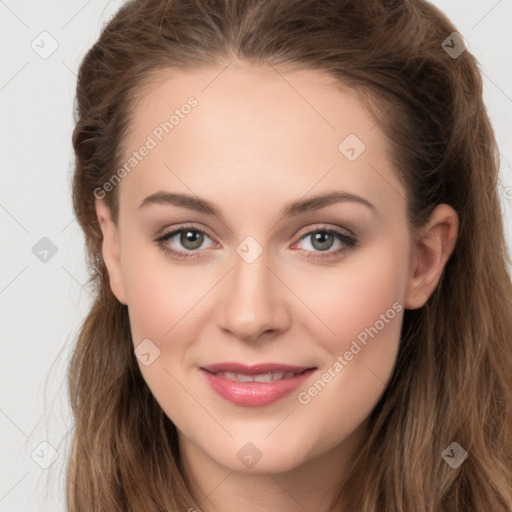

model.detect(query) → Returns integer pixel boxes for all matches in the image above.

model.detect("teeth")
[223,372,239,381]
[254,373,273,383]
[215,371,300,382]
[235,373,254,383]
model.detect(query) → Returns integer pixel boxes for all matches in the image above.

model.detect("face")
[95,61,455,476]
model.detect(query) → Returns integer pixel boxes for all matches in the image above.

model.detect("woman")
[67,0,512,510]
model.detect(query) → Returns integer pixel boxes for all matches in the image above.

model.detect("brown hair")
[68,0,512,510]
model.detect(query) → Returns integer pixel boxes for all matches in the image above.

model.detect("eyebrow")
[138,190,376,218]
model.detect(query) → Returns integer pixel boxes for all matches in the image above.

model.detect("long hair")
[67,0,512,510]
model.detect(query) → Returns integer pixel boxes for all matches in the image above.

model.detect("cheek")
[121,246,221,413]
[289,244,405,402]
[288,239,407,356]
[287,245,406,450]
[122,255,211,434]
[121,232,209,345]
[327,264,403,353]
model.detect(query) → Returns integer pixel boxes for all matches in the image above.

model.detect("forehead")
[127,63,379,148]
[116,62,405,220]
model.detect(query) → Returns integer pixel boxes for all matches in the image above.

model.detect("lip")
[199,362,316,407]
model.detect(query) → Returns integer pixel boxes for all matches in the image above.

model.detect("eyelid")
[293,222,356,240]
[154,222,217,243]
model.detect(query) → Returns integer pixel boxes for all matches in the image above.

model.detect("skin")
[95,61,458,511]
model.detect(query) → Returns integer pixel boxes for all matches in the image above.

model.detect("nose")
[216,248,291,343]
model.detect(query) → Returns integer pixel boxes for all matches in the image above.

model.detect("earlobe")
[94,198,127,305]
[404,204,459,310]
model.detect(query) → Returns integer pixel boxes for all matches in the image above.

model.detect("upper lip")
[200,362,315,375]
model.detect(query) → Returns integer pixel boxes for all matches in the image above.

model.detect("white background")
[1,1,511,510]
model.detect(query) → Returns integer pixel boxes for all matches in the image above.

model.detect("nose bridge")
[218,243,287,341]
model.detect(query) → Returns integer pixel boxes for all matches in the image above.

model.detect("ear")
[95,198,127,305]
[404,203,459,310]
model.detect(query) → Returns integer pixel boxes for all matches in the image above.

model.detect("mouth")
[199,362,317,407]
[206,370,307,382]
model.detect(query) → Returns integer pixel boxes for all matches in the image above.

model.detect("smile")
[199,363,316,407]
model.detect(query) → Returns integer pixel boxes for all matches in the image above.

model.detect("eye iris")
[180,230,204,250]
[311,231,334,251]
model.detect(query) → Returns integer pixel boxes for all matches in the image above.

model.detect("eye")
[153,223,358,261]
[153,224,216,260]
[292,225,358,260]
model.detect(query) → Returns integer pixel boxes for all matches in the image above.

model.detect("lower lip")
[200,368,316,407]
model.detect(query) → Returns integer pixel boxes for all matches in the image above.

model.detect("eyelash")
[153,223,358,261]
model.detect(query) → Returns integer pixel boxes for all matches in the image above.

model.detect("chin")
[202,434,313,474]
